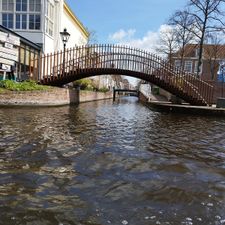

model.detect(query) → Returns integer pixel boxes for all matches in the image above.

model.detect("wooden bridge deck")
[30,44,214,106]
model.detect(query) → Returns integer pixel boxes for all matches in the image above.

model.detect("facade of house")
[0,0,125,91]
[0,0,89,81]
[0,0,89,53]
[172,44,225,102]
[172,44,225,81]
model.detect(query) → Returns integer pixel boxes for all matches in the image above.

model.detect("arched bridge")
[30,44,214,106]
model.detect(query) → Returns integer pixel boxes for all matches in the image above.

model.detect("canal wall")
[0,88,79,106]
[79,90,113,103]
[139,84,169,103]
[0,88,113,106]
[148,102,225,116]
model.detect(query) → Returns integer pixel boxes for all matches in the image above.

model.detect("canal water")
[0,97,225,225]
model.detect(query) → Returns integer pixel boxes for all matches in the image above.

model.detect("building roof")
[173,44,225,59]
[64,1,89,39]
[0,25,41,51]
[203,44,225,59]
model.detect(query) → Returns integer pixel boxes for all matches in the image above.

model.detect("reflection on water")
[0,97,225,225]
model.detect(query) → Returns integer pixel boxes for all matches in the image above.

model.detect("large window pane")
[16,14,27,29]
[46,1,54,36]
[29,15,34,29]
[2,13,13,28]
[2,0,8,10]
[16,14,20,29]
[29,0,34,11]
[2,0,14,11]
[22,0,27,11]
[36,2,41,12]
[22,14,27,29]
[2,14,7,21]
[9,0,14,10]
[2,14,8,27]
[16,0,20,11]
[35,15,40,30]
[175,60,181,70]
[8,14,13,28]
[29,0,41,12]
[184,61,193,73]
[16,0,27,11]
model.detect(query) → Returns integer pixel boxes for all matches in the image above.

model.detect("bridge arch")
[30,44,213,106]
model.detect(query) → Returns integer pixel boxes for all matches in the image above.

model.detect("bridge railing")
[29,44,214,105]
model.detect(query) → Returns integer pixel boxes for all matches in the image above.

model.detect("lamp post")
[221,64,224,98]
[60,28,70,77]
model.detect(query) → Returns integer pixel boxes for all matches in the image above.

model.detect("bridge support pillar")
[113,87,116,101]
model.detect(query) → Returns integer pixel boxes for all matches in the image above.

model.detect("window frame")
[15,13,27,29]
[174,60,181,70]
[16,0,28,12]
[29,13,40,30]
[1,0,41,31]
[2,13,14,29]
[45,0,54,37]
[29,0,41,12]
[184,60,193,73]
[2,0,14,11]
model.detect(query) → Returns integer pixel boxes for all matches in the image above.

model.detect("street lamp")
[221,64,224,98]
[60,28,70,76]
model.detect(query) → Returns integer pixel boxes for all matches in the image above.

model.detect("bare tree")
[87,29,98,44]
[156,26,179,64]
[204,33,223,80]
[187,0,225,77]
[169,10,196,70]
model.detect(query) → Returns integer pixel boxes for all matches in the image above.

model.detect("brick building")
[172,44,225,101]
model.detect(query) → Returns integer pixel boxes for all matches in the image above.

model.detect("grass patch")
[0,80,50,91]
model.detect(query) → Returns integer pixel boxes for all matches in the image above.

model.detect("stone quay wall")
[0,88,113,106]
[79,91,113,103]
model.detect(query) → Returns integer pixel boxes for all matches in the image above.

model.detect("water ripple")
[0,97,225,225]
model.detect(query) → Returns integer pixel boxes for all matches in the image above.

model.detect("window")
[46,1,54,36]
[29,14,40,30]
[46,19,53,36]
[184,61,193,73]
[29,0,41,12]
[16,14,27,29]
[2,13,14,28]
[2,0,14,11]
[16,0,27,11]
[1,0,41,30]
[175,60,181,69]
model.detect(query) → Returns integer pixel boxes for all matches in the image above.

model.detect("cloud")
[108,29,136,42]
[108,25,173,85]
[108,25,172,53]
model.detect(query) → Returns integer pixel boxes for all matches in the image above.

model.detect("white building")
[0,0,89,53]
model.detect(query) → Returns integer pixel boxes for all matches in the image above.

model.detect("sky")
[67,0,187,51]
[66,0,187,85]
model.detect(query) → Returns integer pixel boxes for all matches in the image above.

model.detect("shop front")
[0,25,41,81]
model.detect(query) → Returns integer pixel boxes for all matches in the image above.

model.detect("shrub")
[0,80,50,91]
[73,79,96,90]
[98,87,109,93]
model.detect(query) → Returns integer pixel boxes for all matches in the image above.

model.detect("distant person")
[10,65,16,81]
